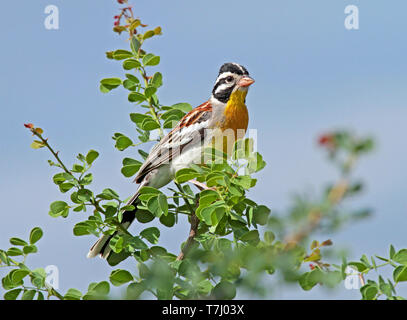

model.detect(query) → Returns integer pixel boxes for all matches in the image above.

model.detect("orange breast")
[217,90,249,154]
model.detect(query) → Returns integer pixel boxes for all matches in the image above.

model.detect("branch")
[176,213,199,261]
[27,125,72,175]
[175,182,200,261]
[284,180,348,246]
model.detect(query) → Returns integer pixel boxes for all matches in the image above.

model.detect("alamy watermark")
[344,5,359,30]
[45,265,59,290]
[44,5,59,30]
[344,266,362,290]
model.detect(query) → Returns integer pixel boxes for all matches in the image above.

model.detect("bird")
[87,62,255,263]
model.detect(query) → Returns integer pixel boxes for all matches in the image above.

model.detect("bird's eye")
[226,76,234,83]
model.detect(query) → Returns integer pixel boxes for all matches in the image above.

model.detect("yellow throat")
[216,89,249,155]
[222,89,249,134]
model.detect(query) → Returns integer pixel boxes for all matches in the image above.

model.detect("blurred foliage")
[1,1,405,300]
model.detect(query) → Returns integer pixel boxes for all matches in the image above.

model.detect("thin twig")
[31,129,72,175]
[359,273,366,287]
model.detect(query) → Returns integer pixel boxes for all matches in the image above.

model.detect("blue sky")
[0,0,406,299]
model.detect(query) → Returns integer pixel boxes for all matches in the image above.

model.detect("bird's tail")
[87,191,140,260]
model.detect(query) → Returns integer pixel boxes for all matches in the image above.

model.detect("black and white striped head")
[211,63,254,104]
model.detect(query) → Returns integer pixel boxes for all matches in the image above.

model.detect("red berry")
[318,134,335,148]
[24,123,34,129]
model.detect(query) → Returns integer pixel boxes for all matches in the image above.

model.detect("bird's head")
[211,62,255,104]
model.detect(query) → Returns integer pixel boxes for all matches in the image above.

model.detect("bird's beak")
[237,76,255,88]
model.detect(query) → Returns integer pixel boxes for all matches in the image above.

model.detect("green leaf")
[130,36,141,54]
[361,284,378,300]
[128,236,149,250]
[299,269,323,291]
[64,288,82,300]
[30,268,46,288]
[142,54,160,66]
[125,73,140,84]
[123,59,141,70]
[9,238,27,246]
[110,269,134,286]
[138,186,161,201]
[157,194,168,216]
[73,221,92,236]
[59,182,75,193]
[115,135,133,151]
[248,152,266,173]
[393,249,407,265]
[11,269,30,284]
[53,172,74,185]
[84,281,110,299]
[135,210,155,224]
[253,205,271,226]
[240,230,260,243]
[390,245,396,259]
[7,247,23,256]
[198,189,219,207]
[23,245,37,254]
[348,262,369,273]
[123,79,138,91]
[144,86,156,99]
[233,175,256,189]
[4,288,22,300]
[150,72,163,88]
[175,168,199,183]
[126,282,146,299]
[147,196,163,218]
[128,92,147,104]
[80,173,93,186]
[72,164,84,173]
[264,231,275,244]
[97,188,120,200]
[211,281,236,299]
[100,78,122,93]
[138,149,149,160]
[393,266,407,282]
[0,250,9,265]
[77,189,93,202]
[170,103,192,113]
[196,205,214,225]
[112,49,133,60]
[86,150,99,165]
[121,158,142,178]
[159,213,175,227]
[141,117,160,131]
[49,201,69,218]
[109,235,124,253]
[130,113,150,127]
[21,289,36,300]
[140,227,160,244]
[30,140,45,149]
[143,30,155,40]
[161,109,185,122]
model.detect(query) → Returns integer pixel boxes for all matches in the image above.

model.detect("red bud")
[318,133,336,149]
